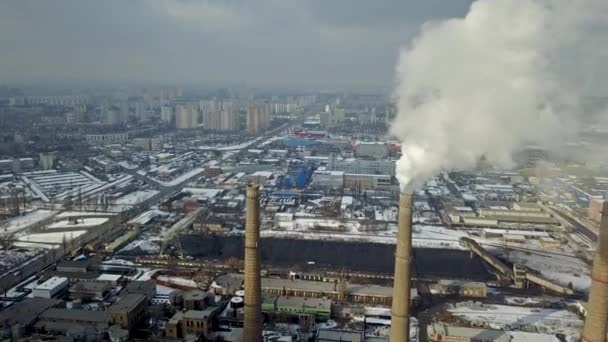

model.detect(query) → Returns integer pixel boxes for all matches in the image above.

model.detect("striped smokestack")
[244,184,262,342]
[582,201,608,342]
[390,193,413,342]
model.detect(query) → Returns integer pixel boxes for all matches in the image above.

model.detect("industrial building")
[429,280,487,298]
[32,277,68,299]
[328,155,396,177]
[165,307,222,339]
[108,293,147,332]
[69,280,113,301]
[262,296,332,320]
[34,308,111,336]
[427,323,510,342]
[355,142,388,159]
[213,274,418,307]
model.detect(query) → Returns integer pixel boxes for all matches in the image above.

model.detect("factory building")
[311,170,392,191]
[262,296,332,320]
[85,133,129,145]
[343,173,392,191]
[355,142,388,159]
[32,277,69,299]
[328,155,396,176]
[213,274,418,307]
[34,308,111,335]
[165,307,222,339]
[69,281,113,301]
[429,280,487,298]
[108,293,147,332]
[124,280,157,301]
[427,323,510,342]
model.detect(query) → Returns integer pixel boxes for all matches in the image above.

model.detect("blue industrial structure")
[278,161,317,189]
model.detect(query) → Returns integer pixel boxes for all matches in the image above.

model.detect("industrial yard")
[0,84,606,342]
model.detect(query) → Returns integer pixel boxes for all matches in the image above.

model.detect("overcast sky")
[0,0,472,87]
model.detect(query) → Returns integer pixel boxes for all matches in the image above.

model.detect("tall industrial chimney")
[390,193,413,342]
[244,184,262,342]
[582,201,608,342]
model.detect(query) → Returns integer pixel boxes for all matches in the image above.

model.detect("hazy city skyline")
[0,0,472,87]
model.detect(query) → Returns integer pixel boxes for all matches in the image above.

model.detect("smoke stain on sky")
[391,0,608,189]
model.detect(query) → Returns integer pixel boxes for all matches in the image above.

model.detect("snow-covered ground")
[0,249,41,273]
[447,301,582,339]
[500,249,591,292]
[56,211,117,218]
[118,232,162,254]
[0,210,58,237]
[47,217,109,229]
[14,230,87,249]
[261,224,469,249]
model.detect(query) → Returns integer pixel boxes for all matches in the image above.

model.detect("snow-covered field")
[56,211,117,218]
[47,217,109,229]
[14,230,87,249]
[0,210,58,237]
[0,249,41,273]
[118,233,162,254]
[500,250,591,292]
[447,301,582,338]
[261,224,469,249]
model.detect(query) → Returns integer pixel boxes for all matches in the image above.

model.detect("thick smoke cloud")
[391,0,608,190]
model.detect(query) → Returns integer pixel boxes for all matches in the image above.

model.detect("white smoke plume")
[391,0,608,190]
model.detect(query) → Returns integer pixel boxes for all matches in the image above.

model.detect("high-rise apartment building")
[161,106,173,124]
[175,104,198,129]
[247,104,271,135]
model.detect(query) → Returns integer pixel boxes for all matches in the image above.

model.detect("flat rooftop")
[108,293,146,313]
[35,276,68,291]
[0,298,62,326]
[40,308,110,323]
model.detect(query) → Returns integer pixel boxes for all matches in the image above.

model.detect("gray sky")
[0,0,472,87]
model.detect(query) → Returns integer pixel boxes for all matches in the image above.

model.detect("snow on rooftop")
[447,302,582,338]
[112,190,159,211]
[127,209,167,226]
[182,188,223,200]
[96,273,123,282]
[251,171,273,177]
[155,167,204,186]
[500,249,591,292]
[34,276,68,291]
